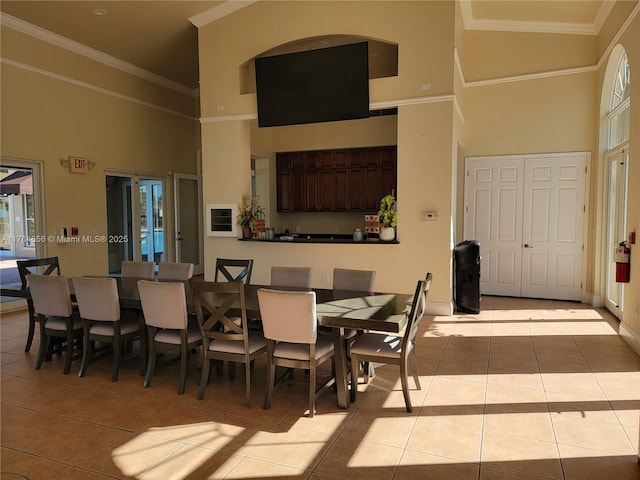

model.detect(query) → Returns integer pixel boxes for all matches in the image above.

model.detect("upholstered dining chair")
[270,266,312,288]
[332,268,376,292]
[72,276,144,382]
[331,267,377,369]
[349,273,432,412]
[137,280,202,394]
[17,256,61,352]
[190,279,266,406]
[157,262,194,281]
[214,258,254,284]
[121,261,155,279]
[257,288,335,417]
[27,274,83,374]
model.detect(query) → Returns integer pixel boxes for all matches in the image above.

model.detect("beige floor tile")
[481,431,563,479]
[551,414,637,454]
[394,449,479,479]
[224,456,310,479]
[248,426,336,470]
[406,419,482,462]
[339,408,417,448]
[484,405,556,442]
[188,414,276,457]
[315,436,403,480]
[427,375,487,404]
[557,444,640,480]
[109,432,184,478]
[0,451,72,480]
[486,381,547,405]
[55,468,118,479]
[141,445,243,480]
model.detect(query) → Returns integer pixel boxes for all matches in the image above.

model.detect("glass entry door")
[106,173,165,274]
[604,151,628,318]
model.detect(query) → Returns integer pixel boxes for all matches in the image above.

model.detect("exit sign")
[68,156,89,173]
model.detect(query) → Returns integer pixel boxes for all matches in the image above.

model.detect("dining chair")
[331,267,377,372]
[332,268,376,292]
[157,262,194,281]
[214,258,254,284]
[72,276,144,382]
[27,274,83,374]
[349,273,432,412]
[257,288,335,417]
[137,280,202,394]
[270,266,312,288]
[121,260,155,279]
[17,256,61,352]
[190,279,266,406]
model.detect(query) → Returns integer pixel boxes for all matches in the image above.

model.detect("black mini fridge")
[454,240,481,313]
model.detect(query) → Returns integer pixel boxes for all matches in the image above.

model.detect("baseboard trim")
[426,301,453,317]
[619,321,640,357]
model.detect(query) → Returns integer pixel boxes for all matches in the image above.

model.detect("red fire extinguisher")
[615,241,630,283]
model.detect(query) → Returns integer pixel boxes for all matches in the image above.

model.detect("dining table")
[2,276,414,409]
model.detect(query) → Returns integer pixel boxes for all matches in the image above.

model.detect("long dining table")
[2,276,414,409]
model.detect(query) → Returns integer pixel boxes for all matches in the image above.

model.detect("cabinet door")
[306,169,334,211]
[363,167,382,211]
[277,169,305,212]
[334,169,348,211]
[348,168,364,211]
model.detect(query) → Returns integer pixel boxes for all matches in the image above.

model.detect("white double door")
[464,153,588,301]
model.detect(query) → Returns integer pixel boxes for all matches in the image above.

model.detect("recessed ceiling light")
[94,8,107,16]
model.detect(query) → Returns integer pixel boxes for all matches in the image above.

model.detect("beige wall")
[1,25,199,278]
[198,1,457,309]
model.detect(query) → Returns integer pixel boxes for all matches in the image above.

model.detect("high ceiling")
[0,1,614,91]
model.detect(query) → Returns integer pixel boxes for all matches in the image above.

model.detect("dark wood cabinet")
[276,146,396,213]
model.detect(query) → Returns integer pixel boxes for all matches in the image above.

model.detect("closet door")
[465,153,587,301]
[464,158,524,297]
[521,154,586,300]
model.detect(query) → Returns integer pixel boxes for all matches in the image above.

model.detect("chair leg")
[178,342,188,395]
[78,331,92,378]
[350,354,359,403]
[198,357,210,400]
[263,357,275,410]
[35,327,49,370]
[308,364,316,418]
[112,338,121,382]
[244,360,252,407]
[409,352,421,390]
[144,341,156,388]
[25,303,35,352]
[399,360,412,413]
[63,329,75,375]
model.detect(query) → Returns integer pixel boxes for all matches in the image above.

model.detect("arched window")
[609,52,630,148]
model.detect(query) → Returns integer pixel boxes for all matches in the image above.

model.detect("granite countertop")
[240,233,398,244]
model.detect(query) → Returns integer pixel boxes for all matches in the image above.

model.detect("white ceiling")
[0,0,614,91]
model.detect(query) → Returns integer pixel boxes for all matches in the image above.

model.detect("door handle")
[523,244,533,248]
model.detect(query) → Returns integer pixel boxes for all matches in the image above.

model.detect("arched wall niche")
[239,35,398,95]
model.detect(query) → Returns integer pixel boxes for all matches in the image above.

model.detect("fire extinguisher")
[615,241,630,283]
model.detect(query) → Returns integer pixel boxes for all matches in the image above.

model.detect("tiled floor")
[1,296,639,479]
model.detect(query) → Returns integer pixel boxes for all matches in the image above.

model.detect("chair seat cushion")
[350,333,403,358]
[45,315,83,332]
[274,334,334,361]
[89,318,139,336]
[207,331,266,355]
[155,327,202,345]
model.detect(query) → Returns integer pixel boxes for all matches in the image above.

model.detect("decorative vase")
[242,224,252,239]
[379,227,395,242]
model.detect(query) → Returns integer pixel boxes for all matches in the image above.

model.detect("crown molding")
[0,13,197,98]
[459,0,614,36]
[2,57,196,121]
[189,0,257,28]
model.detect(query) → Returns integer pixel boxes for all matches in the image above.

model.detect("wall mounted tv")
[255,42,370,128]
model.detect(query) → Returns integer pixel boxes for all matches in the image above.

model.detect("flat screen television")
[255,42,370,127]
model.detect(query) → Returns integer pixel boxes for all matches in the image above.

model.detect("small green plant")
[378,193,398,228]
[238,194,265,227]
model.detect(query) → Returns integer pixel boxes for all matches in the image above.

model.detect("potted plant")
[378,192,398,241]
[238,194,265,239]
